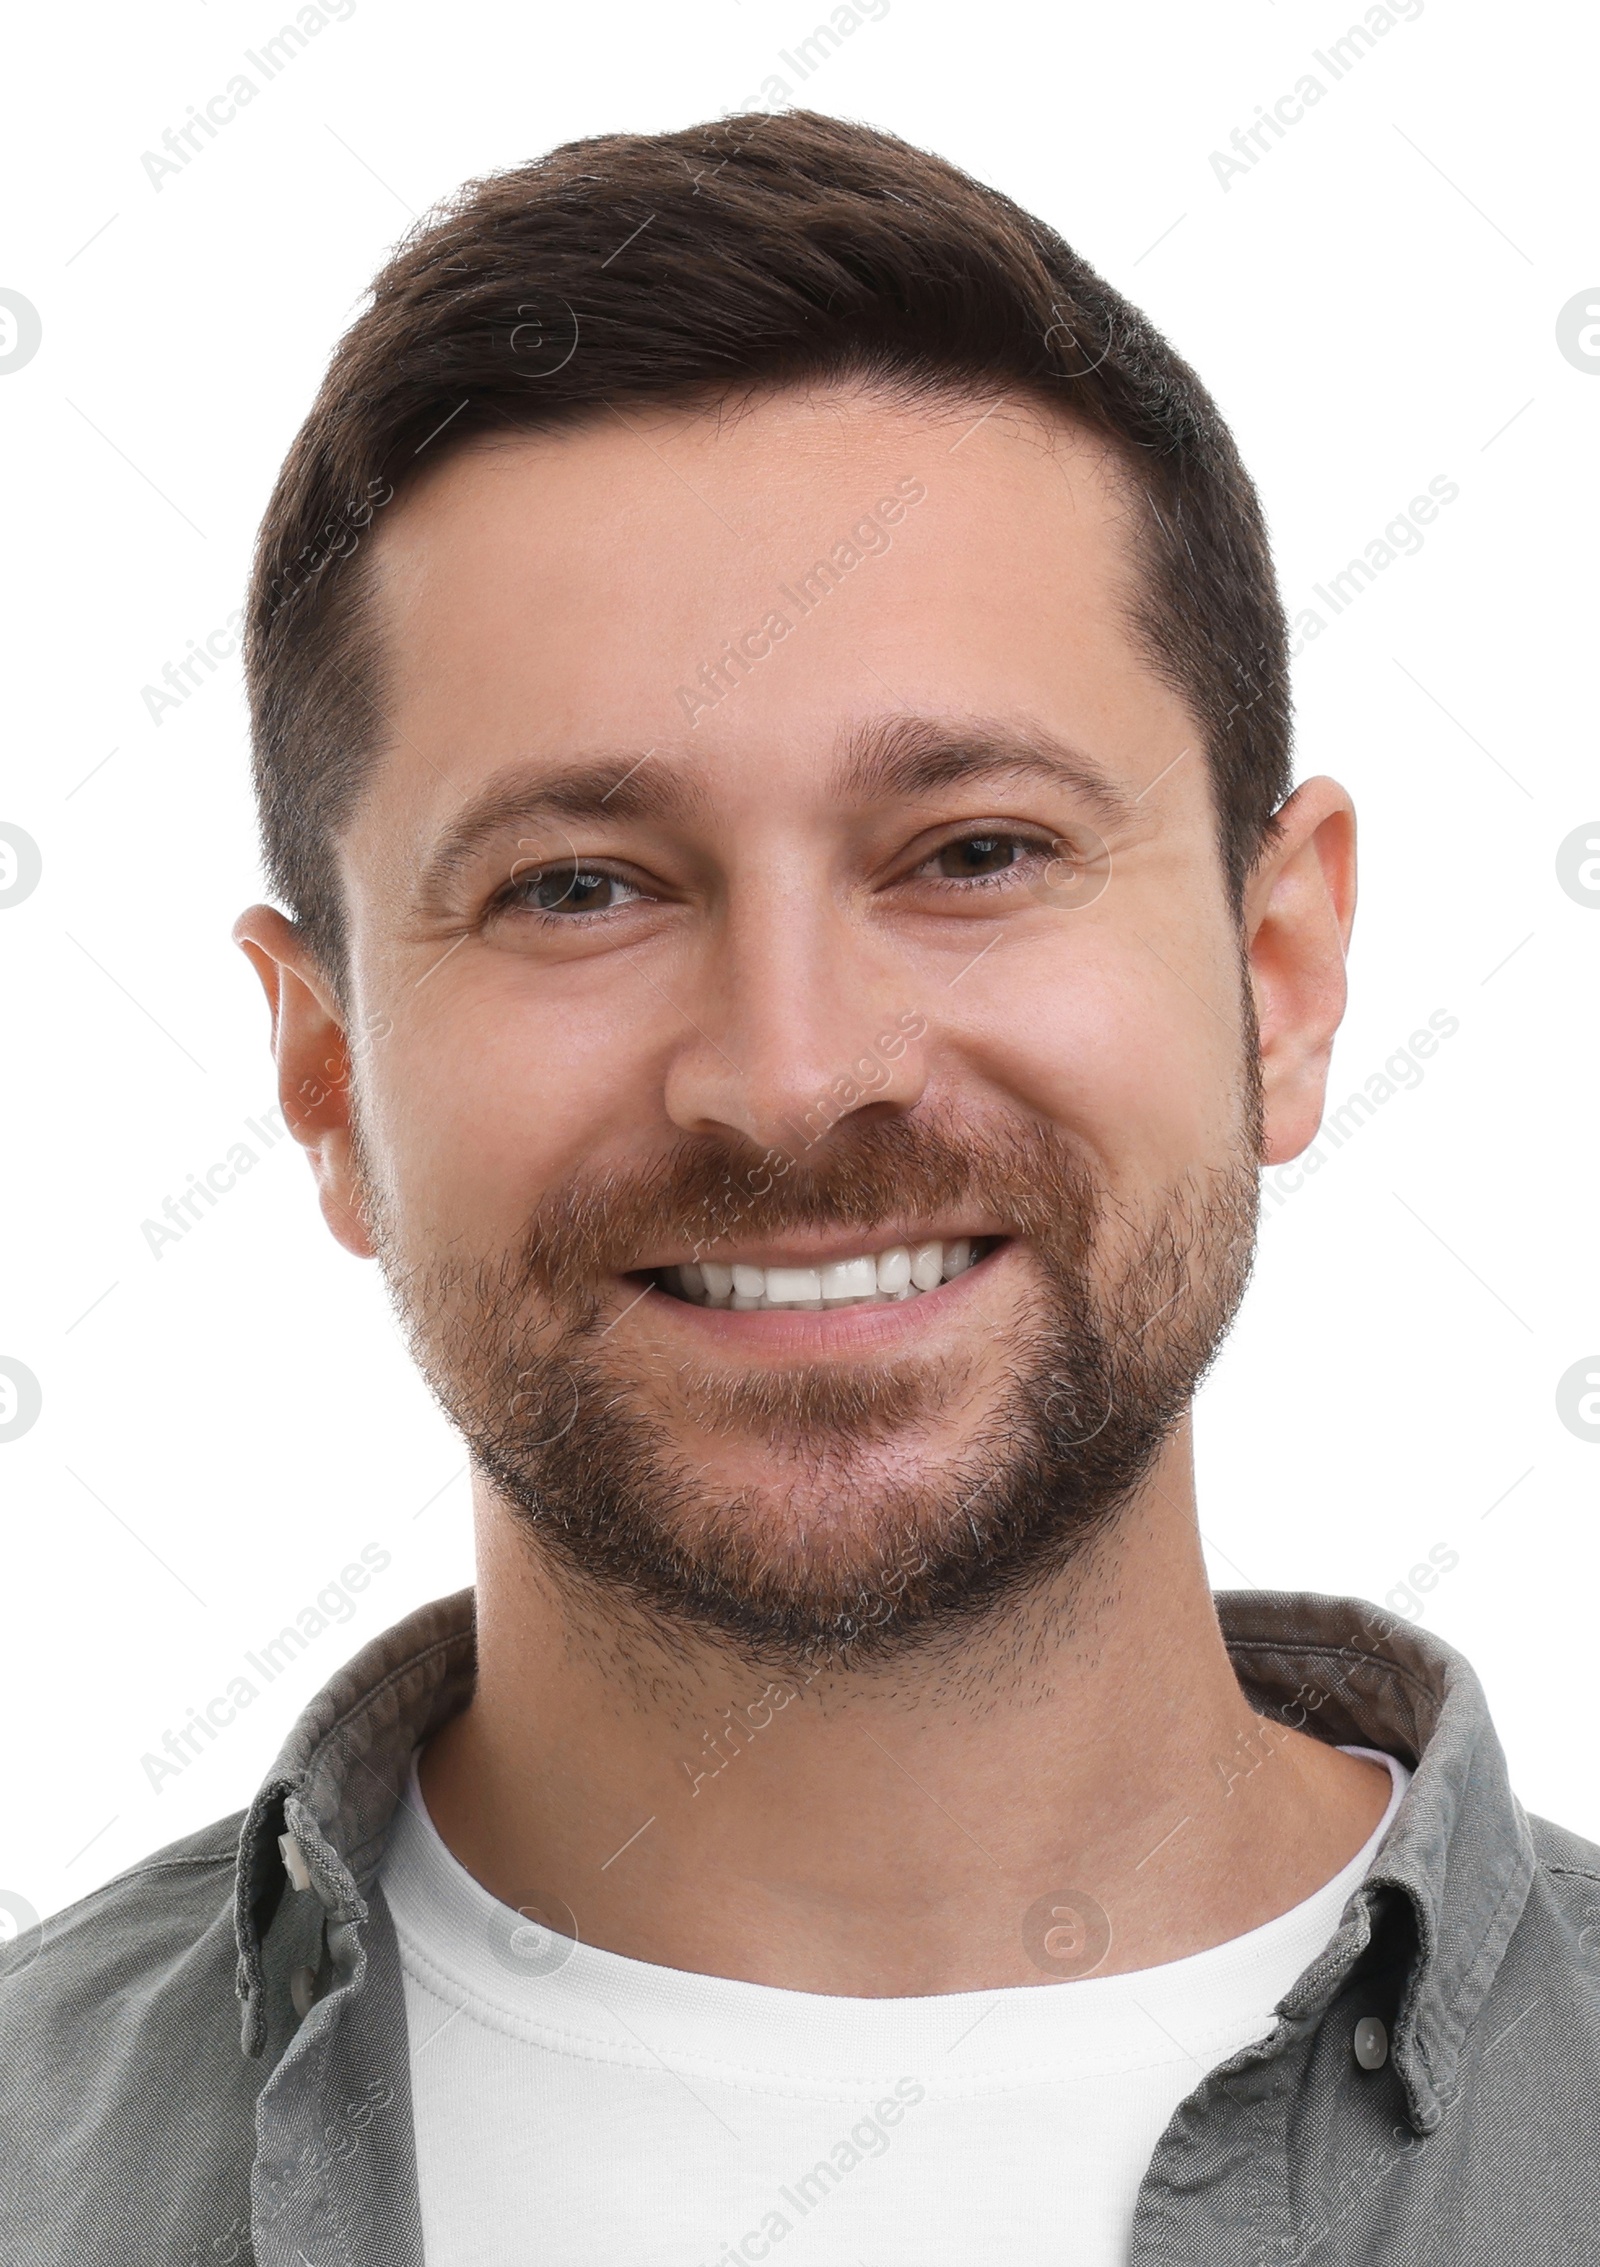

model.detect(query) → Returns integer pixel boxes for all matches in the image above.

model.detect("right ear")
[232,904,376,1258]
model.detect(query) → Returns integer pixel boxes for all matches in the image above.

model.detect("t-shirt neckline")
[377,1740,1408,2090]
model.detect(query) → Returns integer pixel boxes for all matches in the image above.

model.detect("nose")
[660,888,928,1157]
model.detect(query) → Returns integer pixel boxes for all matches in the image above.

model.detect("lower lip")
[620,1241,1012,1355]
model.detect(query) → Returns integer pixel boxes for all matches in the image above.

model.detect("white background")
[2,0,1596,1926]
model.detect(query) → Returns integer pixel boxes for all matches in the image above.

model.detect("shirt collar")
[233,1583,1537,2129]
[1213,1588,1537,2130]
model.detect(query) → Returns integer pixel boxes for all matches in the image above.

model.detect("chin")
[646,1376,996,1525]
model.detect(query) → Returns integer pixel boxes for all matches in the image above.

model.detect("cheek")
[944,922,1246,1189]
[362,977,662,1248]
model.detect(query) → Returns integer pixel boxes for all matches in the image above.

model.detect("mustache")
[502,1111,1104,1309]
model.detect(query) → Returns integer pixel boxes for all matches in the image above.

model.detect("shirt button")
[1353,2015,1389,2071]
[290,1964,319,2020]
[279,1831,312,1893]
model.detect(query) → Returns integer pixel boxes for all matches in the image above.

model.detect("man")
[4,109,1597,2265]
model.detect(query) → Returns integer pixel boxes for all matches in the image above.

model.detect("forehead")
[345,385,1200,868]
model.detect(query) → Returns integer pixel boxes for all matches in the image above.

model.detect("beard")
[359,1092,1261,1675]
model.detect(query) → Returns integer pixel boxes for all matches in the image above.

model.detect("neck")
[418,1426,1392,1993]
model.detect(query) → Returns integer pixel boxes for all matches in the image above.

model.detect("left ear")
[1242,777,1357,1166]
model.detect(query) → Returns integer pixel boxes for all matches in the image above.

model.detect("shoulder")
[1,1809,244,2038]
[0,1810,260,2257]
[1497,1808,1600,2010]
[1527,1807,1600,1882]
[1525,1807,1600,1932]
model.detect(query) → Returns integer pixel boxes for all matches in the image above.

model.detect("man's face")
[310,388,1267,1664]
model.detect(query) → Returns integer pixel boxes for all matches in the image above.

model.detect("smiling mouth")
[649,1236,1003,1312]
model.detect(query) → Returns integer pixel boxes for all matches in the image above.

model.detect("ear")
[1241,778,1357,1166]
[231,905,376,1258]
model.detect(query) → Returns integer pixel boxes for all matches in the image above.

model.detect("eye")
[935,835,1022,877]
[919,833,1042,883]
[500,865,642,918]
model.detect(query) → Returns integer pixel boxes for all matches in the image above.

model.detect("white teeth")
[765,1266,823,1304]
[668,1239,989,1310]
[876,1246,912,1295]
[820,1256,877,1301]
[910,1241,944,1292]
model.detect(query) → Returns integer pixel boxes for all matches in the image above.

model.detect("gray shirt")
[3,1585,1598,2262]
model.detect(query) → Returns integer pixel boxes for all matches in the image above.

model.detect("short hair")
[245,108,1290,993]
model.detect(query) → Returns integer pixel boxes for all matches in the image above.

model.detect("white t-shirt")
[378,1742,1408,2267]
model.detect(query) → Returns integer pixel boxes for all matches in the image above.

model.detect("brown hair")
[245,108,1290,993]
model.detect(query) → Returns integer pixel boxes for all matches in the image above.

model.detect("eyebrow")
[835,713,1144,833]
[414,753,707,911]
